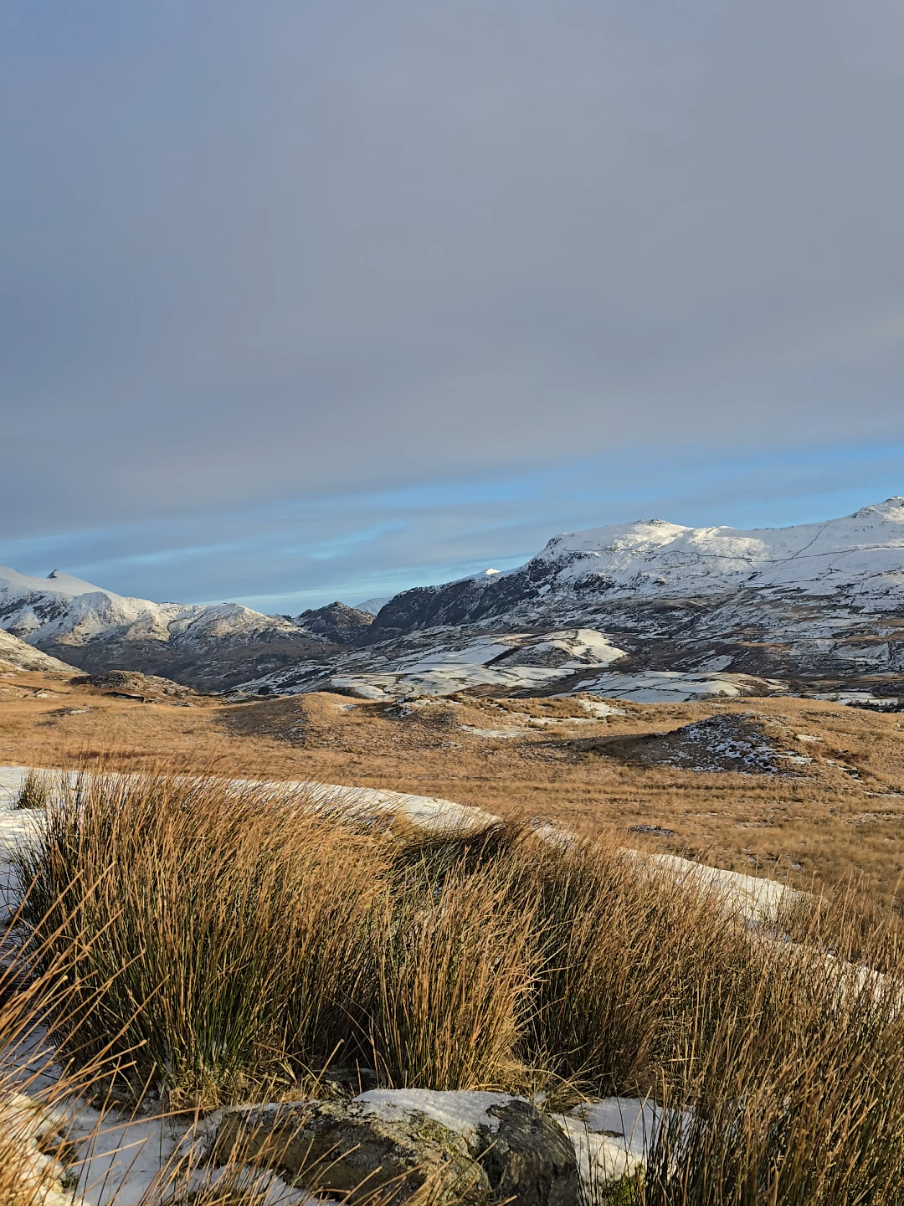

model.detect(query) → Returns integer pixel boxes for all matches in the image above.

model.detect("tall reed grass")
[10,767,904,1202]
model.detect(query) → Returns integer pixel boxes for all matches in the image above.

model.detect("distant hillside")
[0,568,326,692]
[370,498,904,637]
[251,499,904,700]
[0,628,79,674]
[5,499,904,701]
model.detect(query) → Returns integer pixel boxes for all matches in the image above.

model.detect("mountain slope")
[5,499,904,701]
[293,498,904,698]
[0,568,326,691]
[370,499,904,638]
[295,602,375,644]
[0,629,79,675]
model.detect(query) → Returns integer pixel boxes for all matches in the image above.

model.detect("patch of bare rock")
[210,1089,644,1204]
[607,711,817,775]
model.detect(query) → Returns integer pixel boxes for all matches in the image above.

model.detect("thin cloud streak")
[2,442,902,613]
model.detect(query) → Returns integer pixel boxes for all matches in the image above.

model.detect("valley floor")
[2,667,903,900]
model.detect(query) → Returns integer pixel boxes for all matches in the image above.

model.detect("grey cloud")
[1,0,903,550]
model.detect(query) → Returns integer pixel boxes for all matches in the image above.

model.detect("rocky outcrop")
[295,601,375,645]
[69,669,200,703]
[210,1091,583,1206]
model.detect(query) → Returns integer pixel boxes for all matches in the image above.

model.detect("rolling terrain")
[2,662,903,900]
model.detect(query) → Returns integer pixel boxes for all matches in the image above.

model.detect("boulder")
[211,1090,582,1206]
[210,1098,489,1205]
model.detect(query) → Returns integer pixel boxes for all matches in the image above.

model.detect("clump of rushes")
[15,766,904,1202]
[643,940,904,1205]
[508,837,759,1098]
[375,860,535,1090]
[12,768,50,810]
[15,770,389,1109]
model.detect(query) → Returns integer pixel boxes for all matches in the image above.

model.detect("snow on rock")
[553,1115,645,1188]
[0,1092,73,1206]
[357,1090,649,1195]
[355,1089,515,1140]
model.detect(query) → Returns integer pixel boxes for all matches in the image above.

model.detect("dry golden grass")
[3,668,904,900]
[13,766,904,1203]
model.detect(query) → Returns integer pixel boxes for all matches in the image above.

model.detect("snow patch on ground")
[320,629,666,700]
[579,671,786,703]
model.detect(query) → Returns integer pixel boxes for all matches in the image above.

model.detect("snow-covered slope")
[286,499,904,698]
[6,500,904,701]
[371,499,904,636]
[533,499,904,597]
[0,629,79,675]
[0,568,324,691]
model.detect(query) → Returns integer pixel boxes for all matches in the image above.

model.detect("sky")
[2,1,903,612]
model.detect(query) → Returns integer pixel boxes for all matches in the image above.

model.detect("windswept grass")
[375,860,535,1090]
[11,767,904,1202]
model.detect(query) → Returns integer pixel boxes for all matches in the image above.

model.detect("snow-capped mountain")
[5,499,904,701]
[0,567,325,691]
[370,499,904,636]
[251,499,904,700]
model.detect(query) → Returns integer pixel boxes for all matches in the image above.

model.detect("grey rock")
[474,1097,581,1206]
[211,1090,582,1206]
[210,1099,490,1205]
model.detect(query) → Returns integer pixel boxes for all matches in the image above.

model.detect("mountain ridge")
[369,497,904,640]
[0,566,327,692]
[3,498,904,700]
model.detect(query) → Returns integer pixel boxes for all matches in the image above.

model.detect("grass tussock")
[15,771,387,1109]
[12,768,50,810]
[0,887,141,1206]
[376,860,535,1090]
[11,767,904,1202]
